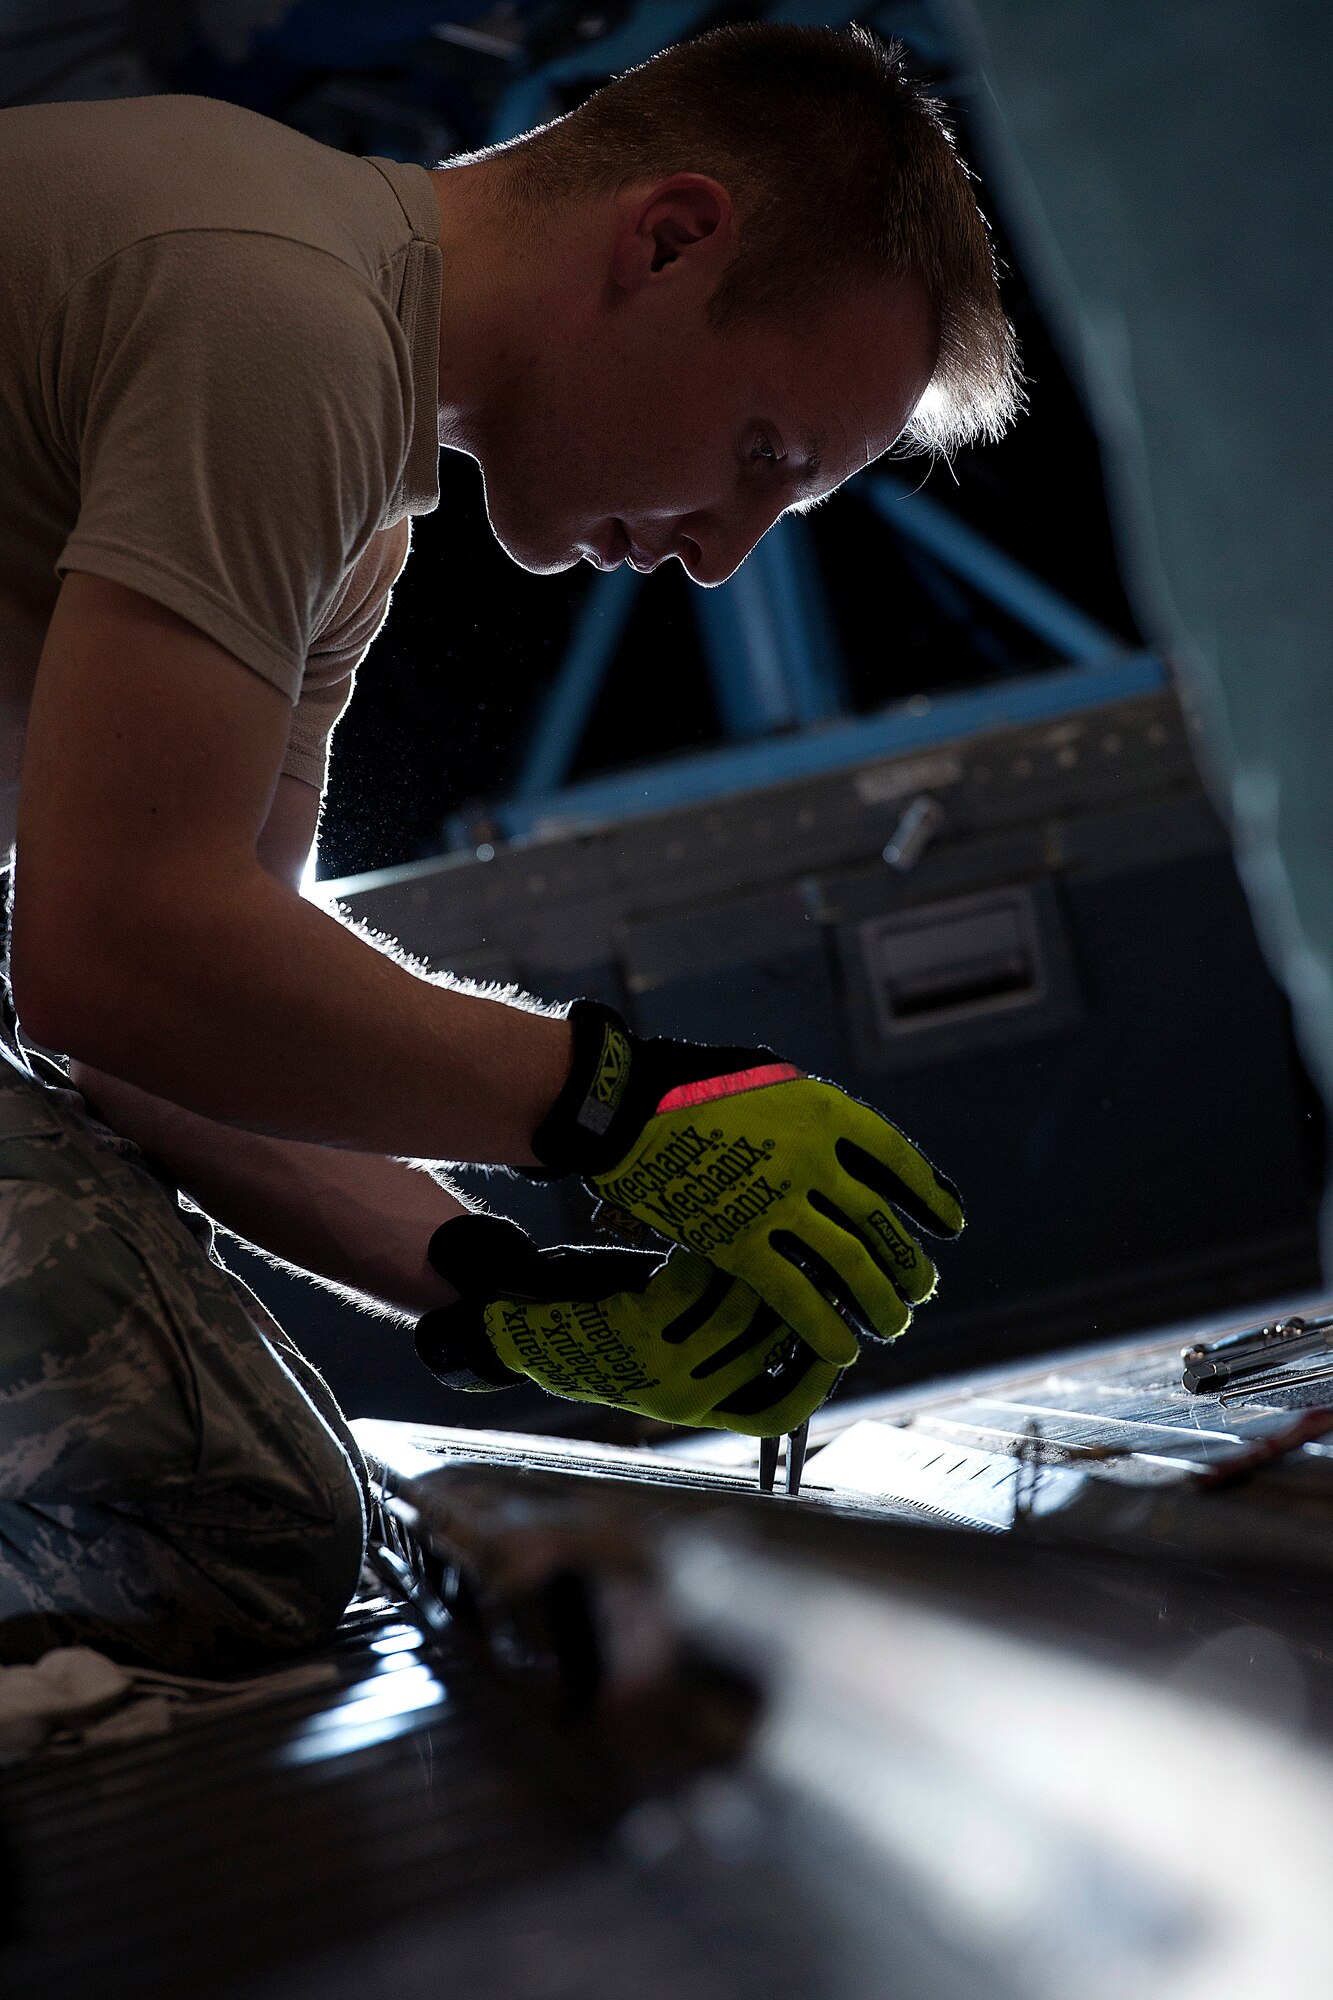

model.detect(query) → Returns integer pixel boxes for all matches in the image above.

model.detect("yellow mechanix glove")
[529,1001,964,1369]
[416,1214,843,1436]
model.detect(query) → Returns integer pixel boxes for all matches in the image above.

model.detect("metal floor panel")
[658,1295,1333,1527]
[0,1603,599,2000]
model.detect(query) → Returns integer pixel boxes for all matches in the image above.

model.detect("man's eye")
[750,436,780,466]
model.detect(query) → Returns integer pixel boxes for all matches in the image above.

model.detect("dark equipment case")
[336,686,1323,1388]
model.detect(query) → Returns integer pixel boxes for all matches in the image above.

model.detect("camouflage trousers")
[0,1048,369,1674]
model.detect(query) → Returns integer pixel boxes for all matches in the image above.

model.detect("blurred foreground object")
[950,0,1333,1218]
[10,1294,1333,1996]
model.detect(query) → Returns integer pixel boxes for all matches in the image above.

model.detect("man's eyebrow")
[785,433,832,516]
[797,433,826,484]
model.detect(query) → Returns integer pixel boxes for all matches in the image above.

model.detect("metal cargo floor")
[10,1294,1333,1999]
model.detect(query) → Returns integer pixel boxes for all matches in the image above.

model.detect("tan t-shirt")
[0,93,442,823]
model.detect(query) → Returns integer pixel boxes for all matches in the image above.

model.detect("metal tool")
[759,1420,810,1498]
[1219,1361,1333,1405]
[786,1419,809,1495]
[1181,1313,1333,1393]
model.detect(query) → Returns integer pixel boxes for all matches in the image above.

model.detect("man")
[0,24,1018,1669]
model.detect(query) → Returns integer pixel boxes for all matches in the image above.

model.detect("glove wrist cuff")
[529,1000,790,1184]
[529,999,639,1179]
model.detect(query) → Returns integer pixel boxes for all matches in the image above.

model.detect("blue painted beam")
[693,562,794,737]
[860,473,1125,664]
[694,516,849,737]
[513,565,641,799]
[753,513,849,724]
[486,650,1168,841]
[487,2,716,141]
[508,466,1120,800]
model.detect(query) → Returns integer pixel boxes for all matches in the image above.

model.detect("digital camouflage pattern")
[0,1029,368,1672]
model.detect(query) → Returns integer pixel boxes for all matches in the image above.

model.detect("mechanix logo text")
[598,1126,789,1254]
[496,1300,659,1405]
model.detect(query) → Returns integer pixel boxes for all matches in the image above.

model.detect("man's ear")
[609,174,734,295]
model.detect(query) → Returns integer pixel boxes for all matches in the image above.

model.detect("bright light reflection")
[278,1659,446,1767]
[369,1624,425,1656]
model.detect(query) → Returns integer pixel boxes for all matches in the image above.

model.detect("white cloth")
[0,1647,130,1760]
[0,1645,340,1762]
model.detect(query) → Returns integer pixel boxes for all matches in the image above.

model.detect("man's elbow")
[12,954,109,1063]
[9,905,141,1065]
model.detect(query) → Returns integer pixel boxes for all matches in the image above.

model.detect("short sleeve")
[281,516,411,792]
[45,230,412,703]
[283,674,357,791]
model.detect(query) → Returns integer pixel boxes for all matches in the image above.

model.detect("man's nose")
[675,504,785,588]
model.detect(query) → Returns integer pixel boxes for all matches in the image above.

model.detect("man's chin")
[485,507,583,576]
[501,540,582,575]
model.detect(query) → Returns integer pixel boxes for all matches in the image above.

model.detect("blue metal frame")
[693,516,849,738]
[487,3,719,142]
[495,465,1146,842]
[487,650,1167,843]
[512,565,641,798]
[860,474,1124,663]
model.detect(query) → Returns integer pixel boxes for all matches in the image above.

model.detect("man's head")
[444,23,1019,583]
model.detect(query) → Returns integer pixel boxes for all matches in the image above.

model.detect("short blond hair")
[502,22,1021,455]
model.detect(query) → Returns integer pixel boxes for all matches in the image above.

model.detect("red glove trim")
[655,1062,803,1113]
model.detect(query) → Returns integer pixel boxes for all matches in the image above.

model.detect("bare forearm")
[16,577,571,1168]
[68,1059,471,1317]
[19,863,572,1165]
